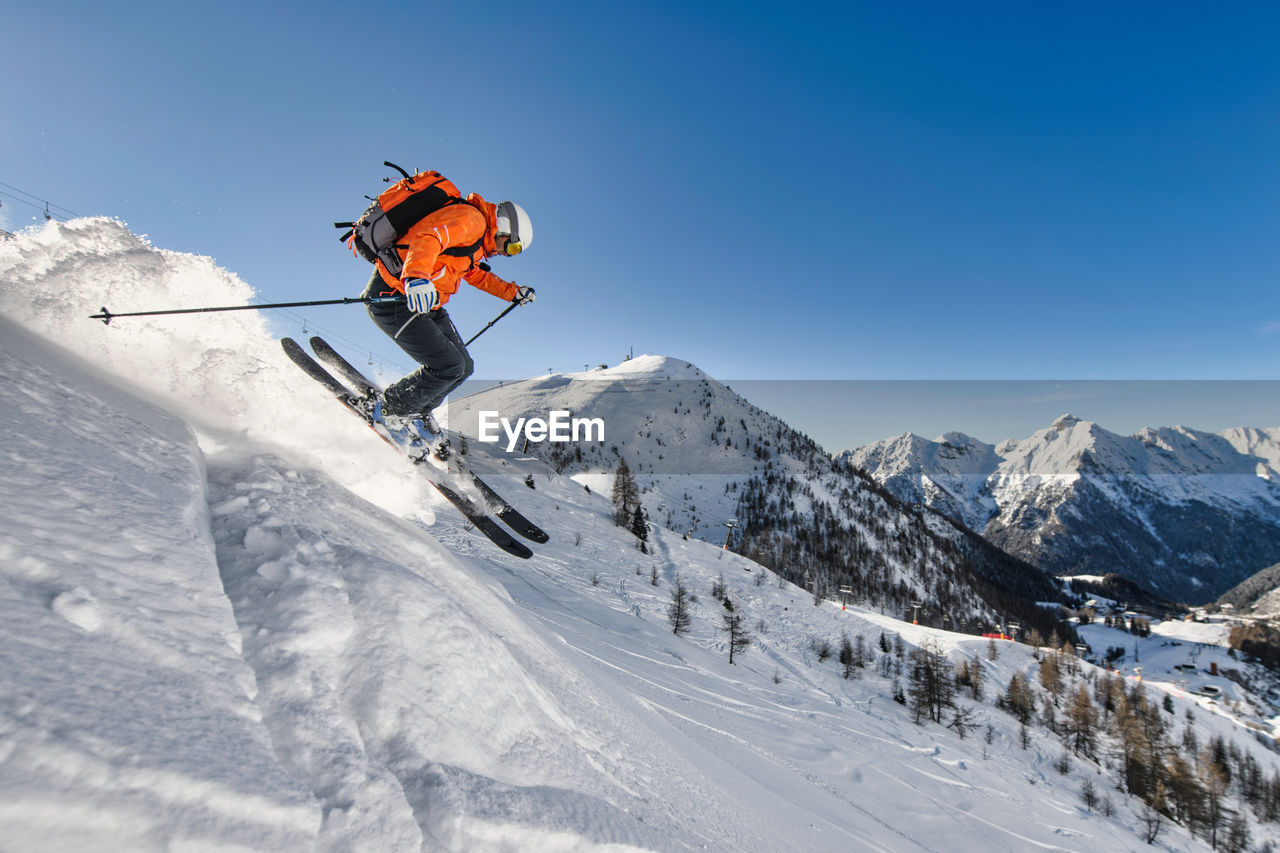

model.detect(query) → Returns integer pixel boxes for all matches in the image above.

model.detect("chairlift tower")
[839,586,853,611]
[910,600,924,625]
[722,518,738,550]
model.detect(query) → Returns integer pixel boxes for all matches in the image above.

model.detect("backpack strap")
[388,198,486,267]
[383,178,459,235]
[441,237,484,258]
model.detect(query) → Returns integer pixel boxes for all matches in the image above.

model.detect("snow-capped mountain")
[1221,426,1280,476]
[446,357,1066,637]
[845,415,1280,602]
[838,430,1001,532]
[9,218,1280,852]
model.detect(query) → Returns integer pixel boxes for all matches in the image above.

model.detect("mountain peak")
[936,431,986,448]
[594,354,704,380]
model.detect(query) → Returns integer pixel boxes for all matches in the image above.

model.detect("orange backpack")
[336,162,482,277]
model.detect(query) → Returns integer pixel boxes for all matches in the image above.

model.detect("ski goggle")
[495,201,531,255]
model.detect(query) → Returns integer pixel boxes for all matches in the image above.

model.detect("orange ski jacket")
[373,193,520,307]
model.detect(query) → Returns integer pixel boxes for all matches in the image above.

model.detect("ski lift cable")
[269,306,414,375]
[0,182,79,218]
[0,181,80,216]
[0,190,69,221]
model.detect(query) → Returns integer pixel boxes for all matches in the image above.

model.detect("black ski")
[471,477,550,543]
[283,337,354,400]
[309,336,378,397]
[307,335,548,544]
[282,337,533,559]
[430,482,533,559]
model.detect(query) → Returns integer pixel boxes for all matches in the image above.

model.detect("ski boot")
[345,390,381,424]
[406,411,451,463]
[371,401,450,465]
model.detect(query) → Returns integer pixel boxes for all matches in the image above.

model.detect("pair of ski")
[282,336,547,559]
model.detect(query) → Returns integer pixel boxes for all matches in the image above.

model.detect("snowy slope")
[6,219,1280,851]
[1075,614,1276,725]
[847,414,1280,600]
[0,314,317,850]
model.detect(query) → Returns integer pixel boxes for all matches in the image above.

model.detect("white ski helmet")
[495,201,533,255]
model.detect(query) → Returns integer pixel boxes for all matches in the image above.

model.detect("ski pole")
[465,300,523,347]
[90,294,404,325]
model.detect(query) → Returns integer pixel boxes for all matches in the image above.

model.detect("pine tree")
[1200,753,1230,849]
[1027,628,1045,659]
[839,635,856,679]
[1081,778,1098,813]
[1065,685,1099,759]
[721,598,752,664]
[952,657,984,702]
[1165,753,1203,830]
[611,457,639,527]
[668,576,692,636]
[711,574,727,602]
[966,655,983,701]
[1140,782,1166,845]
[1096,672,1121,721]
[908,641,954,725]
[854,635,869,670]
[1223,812,1251,853]
[1001,671,1037,727]
[1039,651,1062,706]
[631,505,649,543]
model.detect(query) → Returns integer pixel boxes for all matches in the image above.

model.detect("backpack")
[335,162,483,278]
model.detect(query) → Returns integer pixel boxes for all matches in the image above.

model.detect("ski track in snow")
[0,314,320,851]
[203,452,689,852]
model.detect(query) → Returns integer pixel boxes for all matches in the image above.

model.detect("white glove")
[404,278,440,313]
[515,285,536,305]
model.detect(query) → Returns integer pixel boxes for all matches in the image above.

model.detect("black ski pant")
[362,272,473,417]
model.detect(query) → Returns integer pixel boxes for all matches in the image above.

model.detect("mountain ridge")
[845,415,1280,601]
[447,358,1069,638]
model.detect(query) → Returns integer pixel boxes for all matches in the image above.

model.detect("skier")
[359,178,535,432]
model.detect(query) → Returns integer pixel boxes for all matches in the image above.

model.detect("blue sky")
[3,1,1278,448]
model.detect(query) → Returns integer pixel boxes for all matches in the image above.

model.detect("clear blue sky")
[4,1,1278,448]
